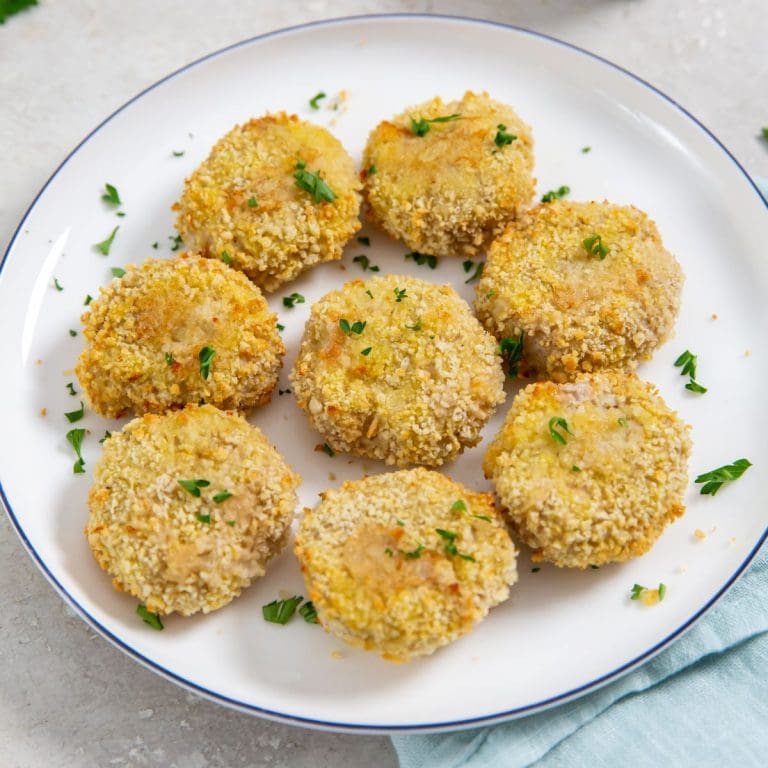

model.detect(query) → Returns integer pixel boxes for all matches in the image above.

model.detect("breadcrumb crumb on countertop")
[290,274,505,467]
[86,404,300,616]
[295,468,517,661]
[174,112,362,291]
[76,254,284,418]
[362,90,535,257]
[484,371,691,569]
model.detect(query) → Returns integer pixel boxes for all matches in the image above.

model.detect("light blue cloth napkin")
[392,177,768,768]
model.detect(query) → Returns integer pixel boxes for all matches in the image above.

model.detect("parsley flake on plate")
[66,428,86,474]
[283,292,305,308]
[64,401,85,424]
[499,333,524,378]
[541,185,570,203]
[695,459,751,496]
[263,595,303,624]
[95,226,119,256]
[405,251,437,269]
[101,183,121,206]
[352,254,379,272]
[136,603,164,631]
[309,91,326,109]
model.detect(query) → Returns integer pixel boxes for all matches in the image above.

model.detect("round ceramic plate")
[1,15,766,733]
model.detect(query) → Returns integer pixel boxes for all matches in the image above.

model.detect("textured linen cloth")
[392,178,768,768]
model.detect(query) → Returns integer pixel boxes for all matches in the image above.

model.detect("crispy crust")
[362,91,535,257]
[174,113,362,291]
[86,404,300,616]
[76,254,284,418]
[294,468,517,661]
[475,200,683,381]
[483,372,691,568]
[289,274,506,467]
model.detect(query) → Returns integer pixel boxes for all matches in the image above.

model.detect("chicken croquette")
[290,274,506,467]
[483,372,691,569]
[362,91,535,257]
[475,200,683,381]
[76,255,284,418]
[294,468,517,661]
[174,113,362,291]
[86,405,300,616]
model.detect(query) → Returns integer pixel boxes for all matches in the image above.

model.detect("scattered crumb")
[137,708,154,720]
[331,650,344,660]
[36,359,43,365]
[471,656,480,662]
[39,408,47,417]
[711,313,718,320]
[338,264,346,271]
[728,536,737,546]
[745,350,751,357]
[328,472,336,482]
[710,526,717,534]
[678,563,688,573]
[641,588,661,606]
[694,528,707,540]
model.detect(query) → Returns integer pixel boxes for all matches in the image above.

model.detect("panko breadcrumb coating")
[174,113,362,291]
[86,404,300,616]
[483,371,691,569]
[295,468,517,661]
[362,91,535,257]
[290,274,506,467]
[76,254,284,418]
[475,200,683,382]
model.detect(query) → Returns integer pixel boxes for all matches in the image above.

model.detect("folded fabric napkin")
[392,177,768,768]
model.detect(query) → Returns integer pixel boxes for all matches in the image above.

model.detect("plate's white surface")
[1,16,766,732]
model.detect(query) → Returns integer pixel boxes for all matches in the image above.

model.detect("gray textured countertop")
[1,2,766,766]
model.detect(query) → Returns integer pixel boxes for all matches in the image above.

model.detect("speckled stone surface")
[0,2,766,766]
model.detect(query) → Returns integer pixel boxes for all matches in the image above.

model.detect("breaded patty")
[76,254,284,418]
[174,113,362,291]
[86,404,300,616]
[362,91,535,257]
[483,372,691,568]
[475,200,683,382]
[290,274,506,467]
[295,468,517,661]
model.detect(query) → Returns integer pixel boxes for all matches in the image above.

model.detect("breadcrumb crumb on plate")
[295,468,517,661]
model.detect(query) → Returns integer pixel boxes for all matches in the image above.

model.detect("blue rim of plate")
[1,13,766,733]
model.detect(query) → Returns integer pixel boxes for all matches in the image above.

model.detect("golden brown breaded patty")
[475,200,683,382]
[86,404,300,616]
[362,91,535,257]
[76,254,284,418]
[289,274,506,467]
[295,468,517,661]
[483,372,691,569]
[174,113,362,291]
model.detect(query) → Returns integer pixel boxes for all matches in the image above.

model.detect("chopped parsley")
[674,350,707,393]
[321,442,335,457]
[178,478,210,497]
[169,234,183,251]
[172,150,185,157]
[213,490,232,503]
[617,417,627,427]
[262,596,303,625]
[494,124,517,147]
[299,601,319,624]
[247,196,258,208]
[761,127,768,142]
[394,287,407,302]
[357,236,371,247]
[196,514,211,524]
[309,91,326,109]
[694,459,752,496]
[283,292,305,308]
[227,520,236,527]
[294,159,336,203]
[499,333,524,378]
[98,430,111,444]
[165,352,174,365]
[352,254,380,272]
[64,401,85,423]
[405,251,437,269]
[365,289,374,299]
[401,544,425,559]
[451,499,467,513]
[69,329,77,337]
[472,514,492,523]
[136,604,164,631]
[410,113,461,137]
[361,346,372,356]
[152,241,159,249]
[198,346,215,379]
[548,416,573,445]
[658,583,667,601]
[367,164,377,176]
[541,185,570,203]
[84,294,93,306]
[53,278,63,291]
[582,233,608,259]
[66,428,86,474]
[339,318,366,335]
[221,250,232,265]
[384,547,394,557]
[95,226,119,256]
[276,323,285,331]
[435,529,475,561]
[101,183,121,206]
[462,260,475,274]
[630,583,646,600]
[464,262,484,283]
[66,382,77,396]
[531,567,541,573]
[0,0,38,24]
[571,465,581,472]
[405,318,422,331]
[111,267,125,278]
[581,146,591,154]
[685,379,707,394]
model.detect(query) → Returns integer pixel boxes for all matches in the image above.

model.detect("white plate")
[1,15,766,733]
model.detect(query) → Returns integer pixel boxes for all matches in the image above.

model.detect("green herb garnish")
[658,583,667,601]
[630,583,646,600]
[65,401,85,423]
[198,346,215,379]
[169,234,183,251]
[101,183,121,206]
[367,164,377,175]
[294,159,336,203]
[581,146,591,154]
[384,547,394,557]
[435,529,475,561]
[213,490,232,503]
[394,287,407,302]
[451,500,467,513]
[472,514,492,522]
[674,350,706,393]
[548,416,573,445]
[582,233,608,259]
[178,478,210,497]
[352,254,379,272]
[571,465,581,472]
[321,443,335,457]
[66,428,86,474]
[84,294,93,306]
[151,241,159,249]
[405,318,422,331]
[196,514,211,524]
[494,124,517,147]
[53,278,63,291]
[499,333,524,378]
[136,604,163,631]
[531,567,541,573]
[309,91,326,109]
[262,596,303,625]
[685,380,707,394]
[464,262,484,283]
[165,352,174,366]
[357,236,370,247]
[98,430,111,444]
[405,251,437,269]
[247,196,258,208]
[541,185,570,203]
[410,113,461,137]
[66,382,77,396]
[695,459,752,496]
[69,329,77,337]
[276,323,285,331]
[283,292,305,308]
[172,150,185,157]
[339,319,366,335]
[365,289,374,299]
[463,260,474,273]
[361,347,372,356]
[111,267,125,278]
[299,601,319,624]
[95,226,119,255]
[221,250,232,265]
[617,417,627,427]
[401,544,425,559]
